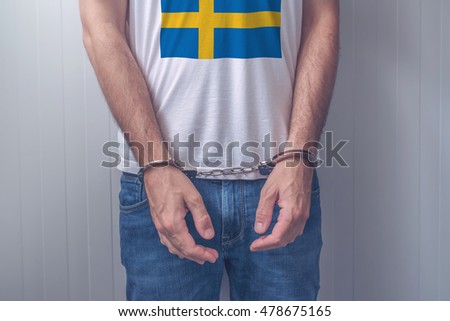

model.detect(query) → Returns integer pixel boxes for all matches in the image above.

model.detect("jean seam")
[138,175,145,203]
[119,198,149,213]
[222,181,246,247]
[221,181,226,247]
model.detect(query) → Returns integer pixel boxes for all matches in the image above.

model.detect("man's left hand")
[250,159,314,251]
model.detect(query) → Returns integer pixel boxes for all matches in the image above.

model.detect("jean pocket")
[119,173,148,213]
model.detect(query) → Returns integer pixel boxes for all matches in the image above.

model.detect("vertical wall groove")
[59,0,71,299]
[440,0,450,299]
[13,0,25,301]
[83,51,92,301]
[351,0,356,301]
[36,0,47,300]
[418,0,422,299]
[15,0,25,300]
[437,0,443,299]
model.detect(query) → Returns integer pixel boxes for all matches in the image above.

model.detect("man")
[80,0,339,300]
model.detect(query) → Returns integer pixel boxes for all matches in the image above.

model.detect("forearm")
[288,0,340,149]
[84,25,166,165]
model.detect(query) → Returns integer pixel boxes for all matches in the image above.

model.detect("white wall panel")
[419,0,442,300]
[395,0,422,301]
[353,0,383,300]
[61,0,90,300]
[16,0,45,301]
[318,0,355,301]
[83,57,115,300]
[37,0,70,300]
[0,0,23,301]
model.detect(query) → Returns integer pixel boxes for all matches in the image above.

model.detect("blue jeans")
[119,170,322,300]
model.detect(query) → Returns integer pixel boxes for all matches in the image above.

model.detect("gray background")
[0,0,449,300]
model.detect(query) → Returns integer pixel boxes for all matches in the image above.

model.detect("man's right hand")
[144,166,219,265]
[79,0,218,266]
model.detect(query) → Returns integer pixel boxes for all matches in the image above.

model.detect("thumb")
[254,189,277,234]
[185,193,215,240]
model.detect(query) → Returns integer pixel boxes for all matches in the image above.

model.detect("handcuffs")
[137,149,322,179]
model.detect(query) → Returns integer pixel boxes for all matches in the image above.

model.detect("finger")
[158,233,185,259]
[189,244,219,264]
[168,221,219,264]
[164,232,207,264]
[185,193,215,240]
[173,232,219,263]
[157,209,218,264]
[254,186,277,234]
[155,212,202,262]
[250,218,293,251]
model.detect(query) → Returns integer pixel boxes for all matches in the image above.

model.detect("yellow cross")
[161,0,281,59]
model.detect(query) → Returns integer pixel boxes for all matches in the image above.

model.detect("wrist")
[272,149,321,168]
[274,157,314,172]
[123,132,169,166]
[138,158,183,179]
[285,137,320,156]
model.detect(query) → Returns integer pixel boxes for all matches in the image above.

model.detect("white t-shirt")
[118,0,303,179]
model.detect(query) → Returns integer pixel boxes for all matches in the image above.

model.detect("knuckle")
[282,212,295,224]
[196,213,210,224]
[154,221,165,232]
[188,194,203,207]
[260,187,268,197]
[289,206,300,215]
[283,204,299,215]
[260,185,277,198]
[183,248,195,258]
[288,207,307,222]
[272,236,283,245]
[157,225,169,235]
[161,223,174,235]
[160,219,177,234]
[271,236,288,247]
[168,231,179,242]
[255,208,269,220]
[165,244,178,255]
[260,186,274,199]
[297,212,309,224]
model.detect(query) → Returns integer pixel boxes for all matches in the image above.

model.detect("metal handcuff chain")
[196,164,260,177]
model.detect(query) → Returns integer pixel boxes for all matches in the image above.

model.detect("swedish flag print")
[160,0,282,59]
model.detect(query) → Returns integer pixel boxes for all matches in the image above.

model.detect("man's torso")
[119,0,304,178]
